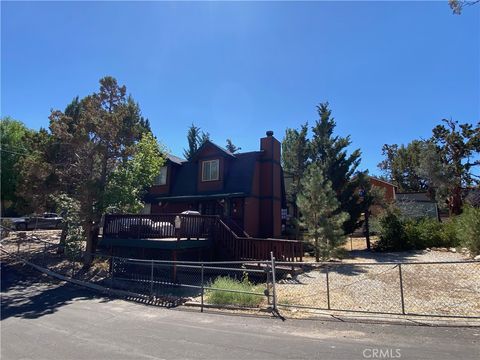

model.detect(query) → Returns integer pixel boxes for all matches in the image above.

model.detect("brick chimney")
[259,131,282,238]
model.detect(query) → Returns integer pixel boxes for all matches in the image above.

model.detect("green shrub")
[412,218,459,249]
[374,210,461,252]
[374,210,411,251]
[455,206,480,256]
[205,275,264,307]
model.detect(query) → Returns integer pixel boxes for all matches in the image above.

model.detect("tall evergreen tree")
[310,102,368,234]
[183,124,210,160]
[225,139,241,153]
[281,123,310,237]
[44,76,163,264]
[297,163,349,261]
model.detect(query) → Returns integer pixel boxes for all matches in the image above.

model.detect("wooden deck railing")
[103,214,217,240]
[103,214,303,262]
[213,218,303,262]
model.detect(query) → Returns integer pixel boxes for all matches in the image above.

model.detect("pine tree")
[297,163,349,261]
[183,124,210,160]
[310,102,368,234]
[225,139,241,153]
[281,123,309,237]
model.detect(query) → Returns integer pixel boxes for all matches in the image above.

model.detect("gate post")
[150,259,154,297]
[270,252,277,311]
[399,264,406,315]
[201,263,204,313]
[326,265,331,310]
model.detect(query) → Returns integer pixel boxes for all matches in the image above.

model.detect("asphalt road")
[1,260,479,360]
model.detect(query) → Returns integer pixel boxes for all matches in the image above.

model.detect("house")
[143,130,286,239]
[368,176,397,203]
[396,192,439,220]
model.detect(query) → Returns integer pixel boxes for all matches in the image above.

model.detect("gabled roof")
[149,150,262,202]
[369,176,397,188]
[190,140,236,161]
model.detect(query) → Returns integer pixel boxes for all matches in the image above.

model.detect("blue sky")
[2,1,479,175]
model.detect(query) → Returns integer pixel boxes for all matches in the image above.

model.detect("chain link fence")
[275,260,480,318]
[1,230,479,318]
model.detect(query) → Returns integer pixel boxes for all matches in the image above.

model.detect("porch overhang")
[147,192,247,203]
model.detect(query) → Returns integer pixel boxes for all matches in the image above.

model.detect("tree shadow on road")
[0,261,112,321]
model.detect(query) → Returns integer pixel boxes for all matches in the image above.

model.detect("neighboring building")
[464,187,480,208]
[368,177,397,203]
[396,192,439,220]
[144,131,286,238]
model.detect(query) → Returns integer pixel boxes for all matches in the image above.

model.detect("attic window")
[202,159,219,181]
[154,166,167,185]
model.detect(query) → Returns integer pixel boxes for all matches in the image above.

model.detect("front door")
[230,198,244,228]
[200,200,224,216]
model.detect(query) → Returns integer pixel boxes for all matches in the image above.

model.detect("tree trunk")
[83,221,94,266]
[450,186,463,216]
[365,210,371,250]
[314,236,319,262]
[57,225,67,254]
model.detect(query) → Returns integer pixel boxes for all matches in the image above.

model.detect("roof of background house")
[395,192,439,220]
[396,192,434,202]
[166,154,186,165]
[368,176,397,188]
[465,188,480,207]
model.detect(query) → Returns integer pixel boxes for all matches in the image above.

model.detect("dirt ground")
[276,244,479,317]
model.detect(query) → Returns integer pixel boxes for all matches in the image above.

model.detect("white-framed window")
[202,159,219,181]
[154,166,168,185]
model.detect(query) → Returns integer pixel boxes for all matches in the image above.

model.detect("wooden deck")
[100,237,211,250]
[102,214,303,262]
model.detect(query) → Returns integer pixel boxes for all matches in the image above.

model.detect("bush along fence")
[1,231,480,318]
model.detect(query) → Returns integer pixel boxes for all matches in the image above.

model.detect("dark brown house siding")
[146,132,285,239]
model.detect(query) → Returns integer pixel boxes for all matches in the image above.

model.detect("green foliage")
[374,209,410,251]
[281,123,310,236]
[15,128,59,214]
[0,117,34,214]
[378,141,429,192]
[25,76,158,260]
[310,103,367,234]
[379,119,479,215]
[104,132,165,213]
[374,209,462,252]
[455,206,480,256]
[225,139,241,153]
[282,103,368,235]
[297,163,349,261]
[52,193,84,256]
[205,275,263,307]
[183,123,210,160]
